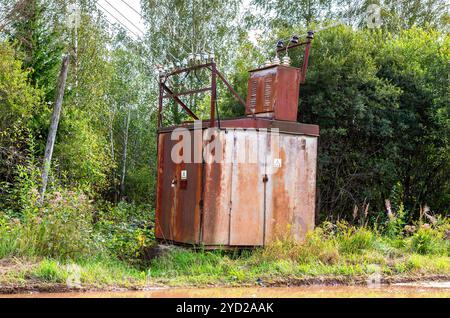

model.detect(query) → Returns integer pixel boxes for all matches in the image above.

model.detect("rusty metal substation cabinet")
[155,33,319,248]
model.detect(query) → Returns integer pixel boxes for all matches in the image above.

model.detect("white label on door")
[274,158,282,168]
[181,170,187,180]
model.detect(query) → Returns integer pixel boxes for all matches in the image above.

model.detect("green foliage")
[94,202,155,262]
[0,189,98,260]
[55,114,113,194]
[0,41,45,213]
[375,28,450,215]
[124,167,156,204]
[0,42,45,129]
[259,228,340,265]
[0,123,41,214]
[147,221,450,285]
[250,0,449,32]
[31,259,67,283]
[335,222,376,254]
[1,221,449,288]
[385,202,407,239]
[150,248,226,278]
[271,26,449,221]
[53,15,116,195]
[408,223,449,256]
[0,1,449,281]
[410,227,438,255]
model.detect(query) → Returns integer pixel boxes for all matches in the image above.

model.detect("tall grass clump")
[256,226,340,265]
[0,214,20,257]
[335,222,376,254]
[0,189,98,260]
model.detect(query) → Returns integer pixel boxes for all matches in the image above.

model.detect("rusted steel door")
[201,130,234,246]
[155,131,202,244]
[264,135,317,242]
[229,129,267,246]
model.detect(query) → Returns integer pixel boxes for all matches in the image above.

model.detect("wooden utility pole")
[39,54,70,204]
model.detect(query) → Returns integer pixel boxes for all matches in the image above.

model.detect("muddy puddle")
[2,282,450,298]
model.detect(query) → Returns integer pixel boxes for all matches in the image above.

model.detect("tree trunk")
[120,107,131,199]
[108,107,117,201]
[39,54,70,204]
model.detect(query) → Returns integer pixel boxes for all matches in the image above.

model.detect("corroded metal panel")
[265,134,317,242]
[201,130,234,245]
[155,134,167,240]
[155,131,202,244]
[156,121,318,247]
[297,136,318,238]
[245,65,301,121]
[229,130,266,246]
[274,67,301,121]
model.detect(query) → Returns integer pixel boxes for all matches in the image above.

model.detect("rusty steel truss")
[158,62,246,129]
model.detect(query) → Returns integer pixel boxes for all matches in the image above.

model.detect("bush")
[384,202,407,239]
[1,185,156,262]
[0,189,98,260]
[409,224,448,256]
[94,202,154,262]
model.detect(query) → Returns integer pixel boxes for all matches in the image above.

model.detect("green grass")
[1,221,449,290]
[1,248,448,290]
[0,257,149,289]
[140,224,449,286]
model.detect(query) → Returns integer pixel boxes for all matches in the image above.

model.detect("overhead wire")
[93,0,171,69]
[95,0,142,39]
[105,0,182,61]
[95,0,218,122]
[103,0,145,37]
[117,0,194,58]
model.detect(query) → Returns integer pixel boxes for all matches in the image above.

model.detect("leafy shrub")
[94,202,154,262]
[384,202,407,239]
[32,190,96,259]
[31,259,67,283]
[0,123,41,215]
[124,167,156,205]
[0,189,97,260]
[409,224,448,256]
[0,213,20,257]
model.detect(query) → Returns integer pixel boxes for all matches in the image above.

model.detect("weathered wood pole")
[39,54,70,204]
